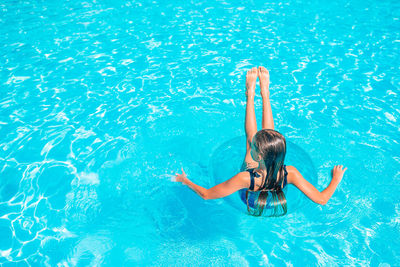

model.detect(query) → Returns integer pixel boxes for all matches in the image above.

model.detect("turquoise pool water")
[1,0,399,265]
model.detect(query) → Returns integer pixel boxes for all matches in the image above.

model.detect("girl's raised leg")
[258,66,274,130]
[243,67,259,169]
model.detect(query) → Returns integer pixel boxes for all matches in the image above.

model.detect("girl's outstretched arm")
[175,168,248,200]
[288,165,347,205]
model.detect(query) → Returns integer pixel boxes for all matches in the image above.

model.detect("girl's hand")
[175,167,187,183]
[332,165,347,182]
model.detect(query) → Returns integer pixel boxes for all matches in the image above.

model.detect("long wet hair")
[246,129,287,217]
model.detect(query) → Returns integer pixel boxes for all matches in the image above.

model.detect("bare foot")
[258,66,270,98]
[245,67,258,98]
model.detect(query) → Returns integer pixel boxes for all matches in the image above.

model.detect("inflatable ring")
[209,136,318,214]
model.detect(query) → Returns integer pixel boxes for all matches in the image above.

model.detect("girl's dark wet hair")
[245,129,287,217]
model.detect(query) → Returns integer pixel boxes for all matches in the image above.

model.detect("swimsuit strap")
[247,167,286,191]
[247,168,260,191]
[282,165,288,188]
[249,172,255,190]
[248,169,255,190]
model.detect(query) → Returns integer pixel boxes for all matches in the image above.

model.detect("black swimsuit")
[239,165,288,209]
[247,165,288,191]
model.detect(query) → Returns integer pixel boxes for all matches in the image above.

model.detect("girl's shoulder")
[284,165,300,184]
[237,170,253,189]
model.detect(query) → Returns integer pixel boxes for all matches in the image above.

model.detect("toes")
[247,67,258,78]
[260,66,267,73]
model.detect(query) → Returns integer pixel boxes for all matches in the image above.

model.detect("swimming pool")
[1,0,399,265]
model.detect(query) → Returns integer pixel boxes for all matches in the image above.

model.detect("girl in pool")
[175,66,347,216]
